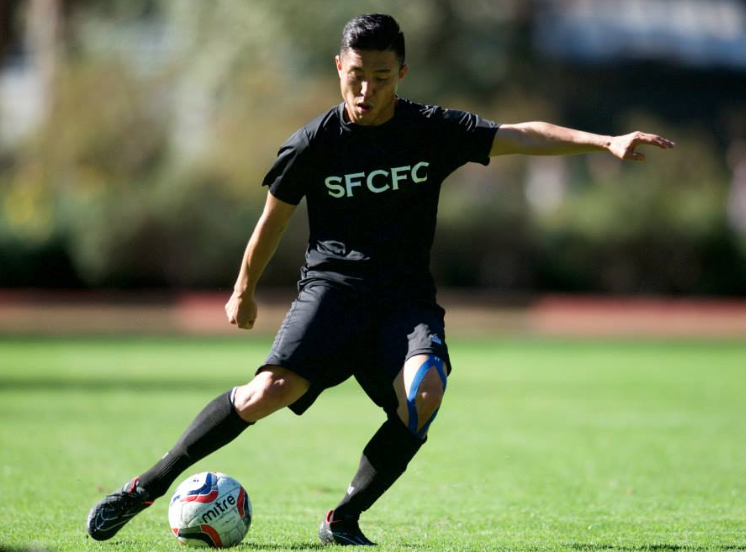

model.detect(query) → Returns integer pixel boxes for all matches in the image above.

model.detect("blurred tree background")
[1,0,745,295]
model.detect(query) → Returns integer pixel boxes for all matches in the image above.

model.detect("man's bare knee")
[395,354,448,437]
[413,374,445,419]
[233,366,309,422]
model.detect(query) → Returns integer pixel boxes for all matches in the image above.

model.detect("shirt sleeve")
[438,108,500,168]
[261,127,312,205]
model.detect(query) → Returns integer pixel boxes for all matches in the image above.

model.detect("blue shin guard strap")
[406,356,445,435]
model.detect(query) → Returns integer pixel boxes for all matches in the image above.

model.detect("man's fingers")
[226,306,236,324]
[225,296,256,329]
[238,319,255,330]
[633,133,675,149]
[611,132,673,161]
[654,136,675,149]
[226,310,250,328]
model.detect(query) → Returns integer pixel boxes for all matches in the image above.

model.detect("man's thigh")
[263,284,374,415]
[354,304,451,415]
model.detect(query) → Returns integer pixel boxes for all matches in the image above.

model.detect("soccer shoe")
[319,509,376,546]
[86,477,154,541]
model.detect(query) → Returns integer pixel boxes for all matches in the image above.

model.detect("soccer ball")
[168,472,252,548]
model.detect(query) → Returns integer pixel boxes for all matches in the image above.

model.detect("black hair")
[341,13,406,66]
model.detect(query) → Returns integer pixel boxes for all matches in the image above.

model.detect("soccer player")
[87,13,674,546]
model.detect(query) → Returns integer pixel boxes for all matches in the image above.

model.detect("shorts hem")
[256,360,322,416]
[404,348,452,375]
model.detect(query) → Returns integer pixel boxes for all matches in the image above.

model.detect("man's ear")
[335,54,342,73]
[399,63,409,81]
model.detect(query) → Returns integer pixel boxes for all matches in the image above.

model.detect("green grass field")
[1,337,745,551]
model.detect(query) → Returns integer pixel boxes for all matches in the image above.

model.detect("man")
[87,13,674,546]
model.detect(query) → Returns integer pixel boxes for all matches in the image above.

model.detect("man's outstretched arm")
[225,191,297,330]
[491,122,675,161]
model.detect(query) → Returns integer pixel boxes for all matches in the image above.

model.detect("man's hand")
[608,132,675,162]
[225,291,258,330]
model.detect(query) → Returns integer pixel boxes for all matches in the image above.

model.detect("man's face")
[336,48,408,126]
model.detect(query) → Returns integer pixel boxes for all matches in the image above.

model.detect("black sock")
[137,389,252,499]
[332,417,425,521]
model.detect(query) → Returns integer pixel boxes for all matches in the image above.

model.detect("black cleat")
[87,477,154,541]
[319,510,376,546]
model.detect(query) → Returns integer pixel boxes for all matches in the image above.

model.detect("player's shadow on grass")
[0,547,56,552]
[0,377,233,393]
[237,543,326,551]
[569,544,746,551]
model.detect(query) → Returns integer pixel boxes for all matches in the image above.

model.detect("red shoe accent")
[125,477,140,492]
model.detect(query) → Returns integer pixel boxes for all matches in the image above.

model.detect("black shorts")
[262,284,451,416]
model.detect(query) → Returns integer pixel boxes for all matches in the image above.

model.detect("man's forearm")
[233,192,296,296]
[234,218,286,295]
[493,122,612,156]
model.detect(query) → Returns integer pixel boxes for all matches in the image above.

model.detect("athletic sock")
[137,389,252,499]
[332,417,425,521]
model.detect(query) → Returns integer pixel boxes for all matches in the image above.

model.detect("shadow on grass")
[568,544,746,551]
[0,547,56,552]
[0,377,237,393]
[237,544,326,551]
[229,544,746,552]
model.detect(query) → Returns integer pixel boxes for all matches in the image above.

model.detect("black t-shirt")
[262,98,499,303]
